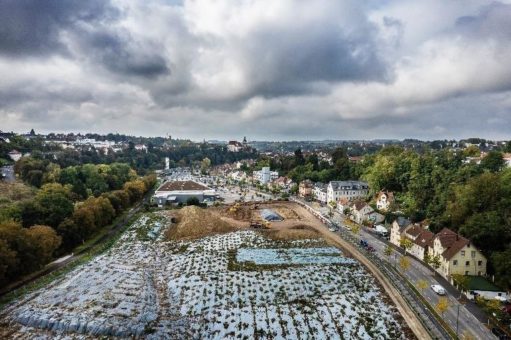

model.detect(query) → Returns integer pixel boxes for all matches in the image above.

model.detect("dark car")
[492,327,511,340]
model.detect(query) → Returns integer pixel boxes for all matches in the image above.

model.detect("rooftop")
[460,276,504,292]
[156,180,209,192]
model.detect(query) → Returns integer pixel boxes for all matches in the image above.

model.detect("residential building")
[7,150,22,162]
[227,141,243,152]
[253,167,278,184]
[428,228,487,279]
[134,144,148,152]
[312,183,327,203]
[350,201,384,224]
[299,179,313,198]
[326,180,369,204]
[401,224,434,260]
[337,197,351,214]
[390,217,412,247]
[376,190,394,212]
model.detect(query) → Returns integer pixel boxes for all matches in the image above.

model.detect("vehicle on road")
[367,245,376,253]
[431,284,446,295]
[374,224,389,238]
[491,327,510,340]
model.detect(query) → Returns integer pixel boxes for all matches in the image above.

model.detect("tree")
[25,225,61,266]
[33,183,74,228]
[384,244,393,258]
[294,149,305,166]
[416,279,428,294]
[429,255,442,274]
[399,256,411,273]
[350,224,360,235]
[436,297,449,317]
[200,157,211,174]
[0,239,16,284]
[123,179,147,203]
[400,237,413,254]
[492,248,511,290]
[480,151,504,172]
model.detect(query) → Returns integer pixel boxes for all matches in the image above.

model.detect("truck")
[374,224,389,238]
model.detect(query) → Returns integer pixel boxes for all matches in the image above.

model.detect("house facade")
[8,150,22,162]
[299,179,313,198]
[428,228,487,279]
[326,180,369,204]
[390,217,412,247]
[350,202,374,224]
[253,167,278,184]
[312,183,327,203]
[376,190,394,211]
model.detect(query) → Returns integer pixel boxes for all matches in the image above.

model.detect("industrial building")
[152,180,216,207]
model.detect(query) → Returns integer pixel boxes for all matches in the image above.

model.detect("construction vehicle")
[250,220,271,229]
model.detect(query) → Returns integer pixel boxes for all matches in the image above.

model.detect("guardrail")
[291,197,453,340]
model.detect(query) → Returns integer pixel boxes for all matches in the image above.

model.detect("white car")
[431,284,446,295]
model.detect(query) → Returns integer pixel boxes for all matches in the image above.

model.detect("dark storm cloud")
[0,0,169,79]
[240,12,388,98]
[1,0,511,140]
[78,30,170,78]
[0,0,118,56]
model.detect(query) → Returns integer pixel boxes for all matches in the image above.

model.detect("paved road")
[325,210,495,340]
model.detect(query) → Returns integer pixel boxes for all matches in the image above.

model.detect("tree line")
[266,146,511,289]
[0,159,156,286]
[362,147,510,289]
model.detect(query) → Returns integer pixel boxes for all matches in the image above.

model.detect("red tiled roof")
[404,225,423,237]
[353,201,369,211]
[413,230,435,248]
[433,228,471,260]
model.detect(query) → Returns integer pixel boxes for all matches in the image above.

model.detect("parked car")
[491,327,510,340]
[431,285,446,296]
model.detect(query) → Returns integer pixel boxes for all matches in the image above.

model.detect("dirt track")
[279,202,431,340]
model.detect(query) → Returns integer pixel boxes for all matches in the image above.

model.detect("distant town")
[1,130,511,339]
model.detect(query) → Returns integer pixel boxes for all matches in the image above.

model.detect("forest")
[0,158,156,286]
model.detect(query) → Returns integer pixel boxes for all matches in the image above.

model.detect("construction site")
[163,201,326,242]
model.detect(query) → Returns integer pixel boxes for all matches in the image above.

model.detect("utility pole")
[456,303,460,338]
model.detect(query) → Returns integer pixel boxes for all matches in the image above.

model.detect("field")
[0,206,411,339]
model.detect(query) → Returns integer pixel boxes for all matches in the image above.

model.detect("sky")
[1,0,511,141]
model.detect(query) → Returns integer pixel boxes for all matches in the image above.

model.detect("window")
[465,261,470,266]
[478,260,482,266]
[453,260,458,266]
[465,271,469,275]
[461,250,465,256]
[471,251,476,258]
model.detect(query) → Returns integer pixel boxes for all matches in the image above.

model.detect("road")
[324,209,495,340]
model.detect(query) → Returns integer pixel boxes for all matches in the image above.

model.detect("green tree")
[480,151,505,172]
[436,297,449,317]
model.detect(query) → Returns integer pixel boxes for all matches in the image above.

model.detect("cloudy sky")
[1,0,511,141]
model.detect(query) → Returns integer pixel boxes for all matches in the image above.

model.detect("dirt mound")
[273,206,300,220]
[166,206,238,240]
[224,203,254,221]
[263,225,320,241]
